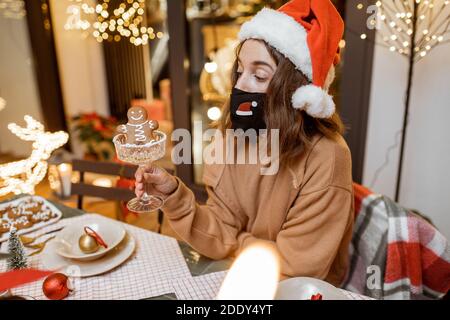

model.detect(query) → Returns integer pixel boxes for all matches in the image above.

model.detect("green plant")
[71,113,118,161]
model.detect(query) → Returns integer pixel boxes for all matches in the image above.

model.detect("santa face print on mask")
[230,87,267,132]
[117,106,159,144]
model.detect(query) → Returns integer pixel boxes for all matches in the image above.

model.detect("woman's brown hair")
[213,39,345,166]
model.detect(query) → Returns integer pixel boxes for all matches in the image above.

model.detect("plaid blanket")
[342,184,450,299]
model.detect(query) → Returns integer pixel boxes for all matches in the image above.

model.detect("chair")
[344,183,450,299]
[70,159,166,233]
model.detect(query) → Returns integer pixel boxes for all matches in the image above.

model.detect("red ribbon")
[0,269,54,292]
[84,226,108,248]
[310,293,323,300]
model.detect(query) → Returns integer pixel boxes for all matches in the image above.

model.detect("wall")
[49,0,109,157]
[363,21,450,239]
[0,15,44,157]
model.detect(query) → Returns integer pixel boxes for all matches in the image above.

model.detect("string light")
[90,0,160,46]
[361,0,450,61]
[0,0,25,19]
[207,106,221,121]
[64,2,90,30]
[204,60,218,73]
[64,0,163,46]
[0,116,68,196]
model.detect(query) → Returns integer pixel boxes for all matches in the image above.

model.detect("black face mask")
[230,87,267,132]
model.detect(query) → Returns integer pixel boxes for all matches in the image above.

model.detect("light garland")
[71,0,164,46]
[0,116,69,196]
[358,0,450,61]
[357,1,450,201]
[0,0,25,19]
[64,0,91,31]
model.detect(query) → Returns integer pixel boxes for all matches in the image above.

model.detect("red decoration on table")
[84,226,108,248]
[42,273,71,300]
[0,269,53,292]
[310,293,323,300]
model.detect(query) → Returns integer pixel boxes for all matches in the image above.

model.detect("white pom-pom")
[291,85,335,119]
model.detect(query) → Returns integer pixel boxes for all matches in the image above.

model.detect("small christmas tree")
[7,228,28,270]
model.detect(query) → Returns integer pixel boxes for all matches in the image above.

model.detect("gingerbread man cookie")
[30,209,54,224]
[116,106,159,145]
[0,220,11,234]
[7,207,22,220]
[13,216,34,230]
[20,199,44,215]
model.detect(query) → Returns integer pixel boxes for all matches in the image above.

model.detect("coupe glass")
[113,131,166,213]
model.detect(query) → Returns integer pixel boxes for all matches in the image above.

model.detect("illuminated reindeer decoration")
[0,115,68,196]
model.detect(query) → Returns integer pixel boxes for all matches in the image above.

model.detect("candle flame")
[217,243,280,300]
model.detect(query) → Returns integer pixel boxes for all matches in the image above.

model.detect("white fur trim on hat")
[291,85,335,118]
[238,7,313,80]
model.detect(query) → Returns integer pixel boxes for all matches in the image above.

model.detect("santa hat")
[238,0,344,118]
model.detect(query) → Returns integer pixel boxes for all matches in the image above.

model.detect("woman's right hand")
[134,165,178,200]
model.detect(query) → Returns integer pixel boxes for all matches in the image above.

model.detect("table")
[1,196,372,300]
[0,195,233,300]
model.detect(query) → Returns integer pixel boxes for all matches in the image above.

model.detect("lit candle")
[57,163,72,198]
[92,177,113,188]
[217,243,280,300]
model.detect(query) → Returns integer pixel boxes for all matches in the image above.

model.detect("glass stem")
[139,164,151,202]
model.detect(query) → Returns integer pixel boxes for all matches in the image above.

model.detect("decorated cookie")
[12,216,34,230]
[20,199,44,215]
[0,205,12,217]
[0,220,11,234]
[6,207,22,220]
[30,209,52,223]
[116,106,159,144]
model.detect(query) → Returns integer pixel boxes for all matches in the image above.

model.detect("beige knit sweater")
[162,133,354,286]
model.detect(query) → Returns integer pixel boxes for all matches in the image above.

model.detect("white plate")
[0,196,62,242]
[275,277,348,300]
[42,233,136,277]
[54,217,126,261]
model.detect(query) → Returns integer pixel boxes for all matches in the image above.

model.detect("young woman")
[135,0,354,286]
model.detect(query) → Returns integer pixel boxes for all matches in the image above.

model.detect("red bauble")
[42,273,70,300]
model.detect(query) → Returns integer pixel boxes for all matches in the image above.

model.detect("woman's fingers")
[135,167,144,182]
[134,183,165,199]
[142,164,156,174]
[143,171,165,185]
[142,184,166,197]
[134,165,176,198]
[135,189,144,198]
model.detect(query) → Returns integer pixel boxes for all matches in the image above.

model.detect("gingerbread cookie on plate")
[30,209,55,224]
[6,207,22,220]
[20,199,44,215]
[13,216,34,230]
[0,220,11,234]
[0,205,12,217]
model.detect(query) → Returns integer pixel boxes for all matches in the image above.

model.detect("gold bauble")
[78,234,99,253]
